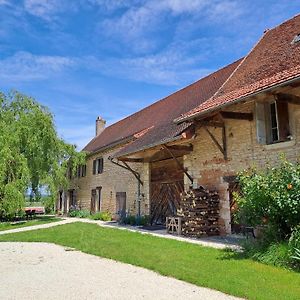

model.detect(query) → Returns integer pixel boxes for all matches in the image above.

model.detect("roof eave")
[175,75,300,124]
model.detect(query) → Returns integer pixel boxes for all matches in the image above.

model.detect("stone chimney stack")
[96,116,106,136]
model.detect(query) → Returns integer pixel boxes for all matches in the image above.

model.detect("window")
[256,100,290,145]
[82,165,87,177]
[93,158,104,174]
[69,189,77,208]
[270,102,279,142]
[76,165,87,178]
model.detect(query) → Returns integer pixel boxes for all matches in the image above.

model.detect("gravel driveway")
[0,242,242,300]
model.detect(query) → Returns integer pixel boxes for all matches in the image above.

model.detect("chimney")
[96,116,106,136]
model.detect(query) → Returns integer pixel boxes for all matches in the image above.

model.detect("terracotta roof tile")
[84,59,241,153]
[177,14,300,122]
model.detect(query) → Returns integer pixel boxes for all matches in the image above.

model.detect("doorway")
[116,192,126,219]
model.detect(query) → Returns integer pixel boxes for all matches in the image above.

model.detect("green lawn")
[0,222,299,300]
[0,216,62,231]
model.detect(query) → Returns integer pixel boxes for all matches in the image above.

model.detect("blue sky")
[0,1,300,149]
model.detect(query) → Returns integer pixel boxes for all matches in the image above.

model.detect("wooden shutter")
[256,102,267,144]
[276,101,290,141]
[99,158,103,174]
[93,160,96,175]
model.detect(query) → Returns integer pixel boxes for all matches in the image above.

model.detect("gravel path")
[0,242,242,300]
[0,218,74,236]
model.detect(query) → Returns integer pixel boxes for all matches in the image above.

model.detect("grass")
[0,216,62,231]
[0,222,300,300]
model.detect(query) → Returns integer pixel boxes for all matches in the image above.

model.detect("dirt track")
[0,242,242,300]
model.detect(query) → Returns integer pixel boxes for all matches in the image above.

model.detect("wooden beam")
[204,126,227,160]
[108,157,143,186]
[122,161,143,186]
[118,157,144,163]
[276,93,300,105]
[222,125,227,160]
[199,120,224,128]
[162,145,193,183]
[220,111,253,121]
[167,144,193,152]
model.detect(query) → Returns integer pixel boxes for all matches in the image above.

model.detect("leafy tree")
[0,91,85,219]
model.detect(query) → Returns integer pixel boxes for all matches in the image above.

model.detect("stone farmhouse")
[57,14,300,235]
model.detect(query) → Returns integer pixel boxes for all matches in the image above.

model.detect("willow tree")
[0,91,85,219]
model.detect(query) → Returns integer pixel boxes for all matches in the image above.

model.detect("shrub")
[235,155,300,239]
[89,211,112,221]
[68,209,90,218]
[122,215,149,226]
[42,196,54,214]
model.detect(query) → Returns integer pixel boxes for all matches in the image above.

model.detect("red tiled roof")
[176,14,300,123]
[84,59,241,153]
[115,122,192,158]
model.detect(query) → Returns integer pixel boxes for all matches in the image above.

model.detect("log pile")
[177,187,220,237]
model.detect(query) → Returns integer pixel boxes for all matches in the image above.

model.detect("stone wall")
[184,97,300,234]
[68,144,146,218]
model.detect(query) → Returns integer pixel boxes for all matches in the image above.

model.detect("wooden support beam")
[162,145,193,183]
[276,93,300,105]
[222,125,227,160]
[220,111,253,121]
[204,126,227,160]
[108,157,143,186]
[199,120,224,128]
[167,144,193,152]
[118,157,144,163]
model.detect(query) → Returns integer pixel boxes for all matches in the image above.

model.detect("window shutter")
[99,158,103,174]
[93,160,96,175]
[276,101,290,141]
[256,102,267,144]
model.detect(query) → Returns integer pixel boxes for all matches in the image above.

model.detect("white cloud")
[23,0,69,21]
[158,0,209,14]
[99,0,243,53]
[0,0,10,5]
[83,41,212,86]
[86,0,141,11]
[0,51,74,82]
[58,125,95,150]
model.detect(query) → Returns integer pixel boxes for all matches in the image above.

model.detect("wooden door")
[116,192,126,219]
[96,187,102,212]
[150,158,184,225]
[91,189,97,213]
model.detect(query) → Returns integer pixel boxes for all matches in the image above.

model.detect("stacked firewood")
[177,187,220,237]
